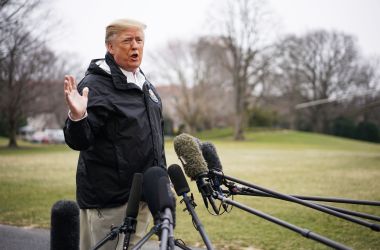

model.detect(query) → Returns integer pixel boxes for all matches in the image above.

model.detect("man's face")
[107,27,144,72]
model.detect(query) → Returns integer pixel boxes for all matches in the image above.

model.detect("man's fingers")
[64,75,77,92]
[82,87,89,98]
[69,75,77,90]
[64,90,70,105]
[64,79,71,93]
[64,75,73,93]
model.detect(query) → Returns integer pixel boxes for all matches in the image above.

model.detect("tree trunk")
[233,79,246,141]
[234,111,245,140]
[7,119,18,148]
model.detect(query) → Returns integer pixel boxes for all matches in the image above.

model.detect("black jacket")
[63,53,166,209]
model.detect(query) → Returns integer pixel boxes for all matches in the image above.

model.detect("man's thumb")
[82,87,89,98]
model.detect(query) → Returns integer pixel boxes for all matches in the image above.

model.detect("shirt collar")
[119,67,146,90]
[96,59,146,90]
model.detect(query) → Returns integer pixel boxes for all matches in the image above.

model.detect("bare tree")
[30,54,83,127]
[0,0,58,147]
[149,38,233,134]
[208,0,276,140]
[276,30,372,132]
[345,57,380,124]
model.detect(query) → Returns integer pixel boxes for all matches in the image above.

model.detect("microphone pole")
[181,193,215,250]
[92,227,120,250]
[131,222,193,250]
[228,187,380,222]
[210,170,380,232]
[213,192,351,250]
[131,223,162,250]
[233,187,380,206]
[158,176,175,250]
[159,207,174,250]
[168,164,215,250]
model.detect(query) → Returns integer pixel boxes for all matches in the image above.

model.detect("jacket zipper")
[143,83,158,166]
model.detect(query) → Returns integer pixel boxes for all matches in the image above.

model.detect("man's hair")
[105,18,147,44]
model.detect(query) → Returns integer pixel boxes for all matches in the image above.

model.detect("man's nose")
[131,39,138,48]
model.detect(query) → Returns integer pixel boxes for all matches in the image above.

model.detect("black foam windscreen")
[143,166,168,217]
[158,176,174,211]
[50,200,79,250]
[168,164,190,196]
[201,142,223,171]
[126,173,143,218]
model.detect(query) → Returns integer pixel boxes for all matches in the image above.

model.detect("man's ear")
[106,42,114,54]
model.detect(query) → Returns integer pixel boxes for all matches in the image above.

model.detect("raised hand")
[64,75,89,120]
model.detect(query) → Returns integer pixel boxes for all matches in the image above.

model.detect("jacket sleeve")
[63,79,111,151]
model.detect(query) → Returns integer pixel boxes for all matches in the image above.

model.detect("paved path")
[0,224,50,250]
[0,224,199,250]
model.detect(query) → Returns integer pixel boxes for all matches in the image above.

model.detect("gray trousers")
[80,202,151,250]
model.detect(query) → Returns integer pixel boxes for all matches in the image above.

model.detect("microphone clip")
[120,217,137,234]
[180,193,198,212]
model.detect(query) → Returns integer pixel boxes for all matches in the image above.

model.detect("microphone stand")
[227,187,380,222]
[159,208,175,250]
[181,193,215,250]
[122,217,137,250]
[92,217,137,250]
[234,187,380,206]
[131,223,162,250]
[131,217,191,250]
[209,170,380,232]
[212,192,352,250]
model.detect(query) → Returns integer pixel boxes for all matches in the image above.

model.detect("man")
[63,18,166,250]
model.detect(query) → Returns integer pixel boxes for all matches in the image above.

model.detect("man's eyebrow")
[122,35,143,39]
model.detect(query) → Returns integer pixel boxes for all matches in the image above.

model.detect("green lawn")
[1,130,380,249]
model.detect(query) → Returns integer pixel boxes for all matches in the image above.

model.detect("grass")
[1,130,380,249]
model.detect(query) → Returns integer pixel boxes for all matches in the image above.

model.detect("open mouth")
[131,52,139,60]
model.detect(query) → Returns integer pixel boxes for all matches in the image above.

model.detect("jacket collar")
[105,52,145,91]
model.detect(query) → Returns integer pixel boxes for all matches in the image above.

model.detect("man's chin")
[121,62,141,72]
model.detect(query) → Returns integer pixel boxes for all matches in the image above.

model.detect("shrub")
[331,117,356,138]
[355,121,380,143]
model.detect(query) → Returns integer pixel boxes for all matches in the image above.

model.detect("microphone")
[201,142,224,190]
[168,164,190,196]
[168,164,215,250]
[158,176,175,212]
[173,133,219,214]
[143,166,168,224]
[126,173,143,218]
[158,175,177,227]
[201,142,228,211]
[173,133,208,179]
[201,142,222,172]
[122,173,143,250]
[50,200,79,250]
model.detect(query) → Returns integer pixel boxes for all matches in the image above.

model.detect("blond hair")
[105,18,147,44]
